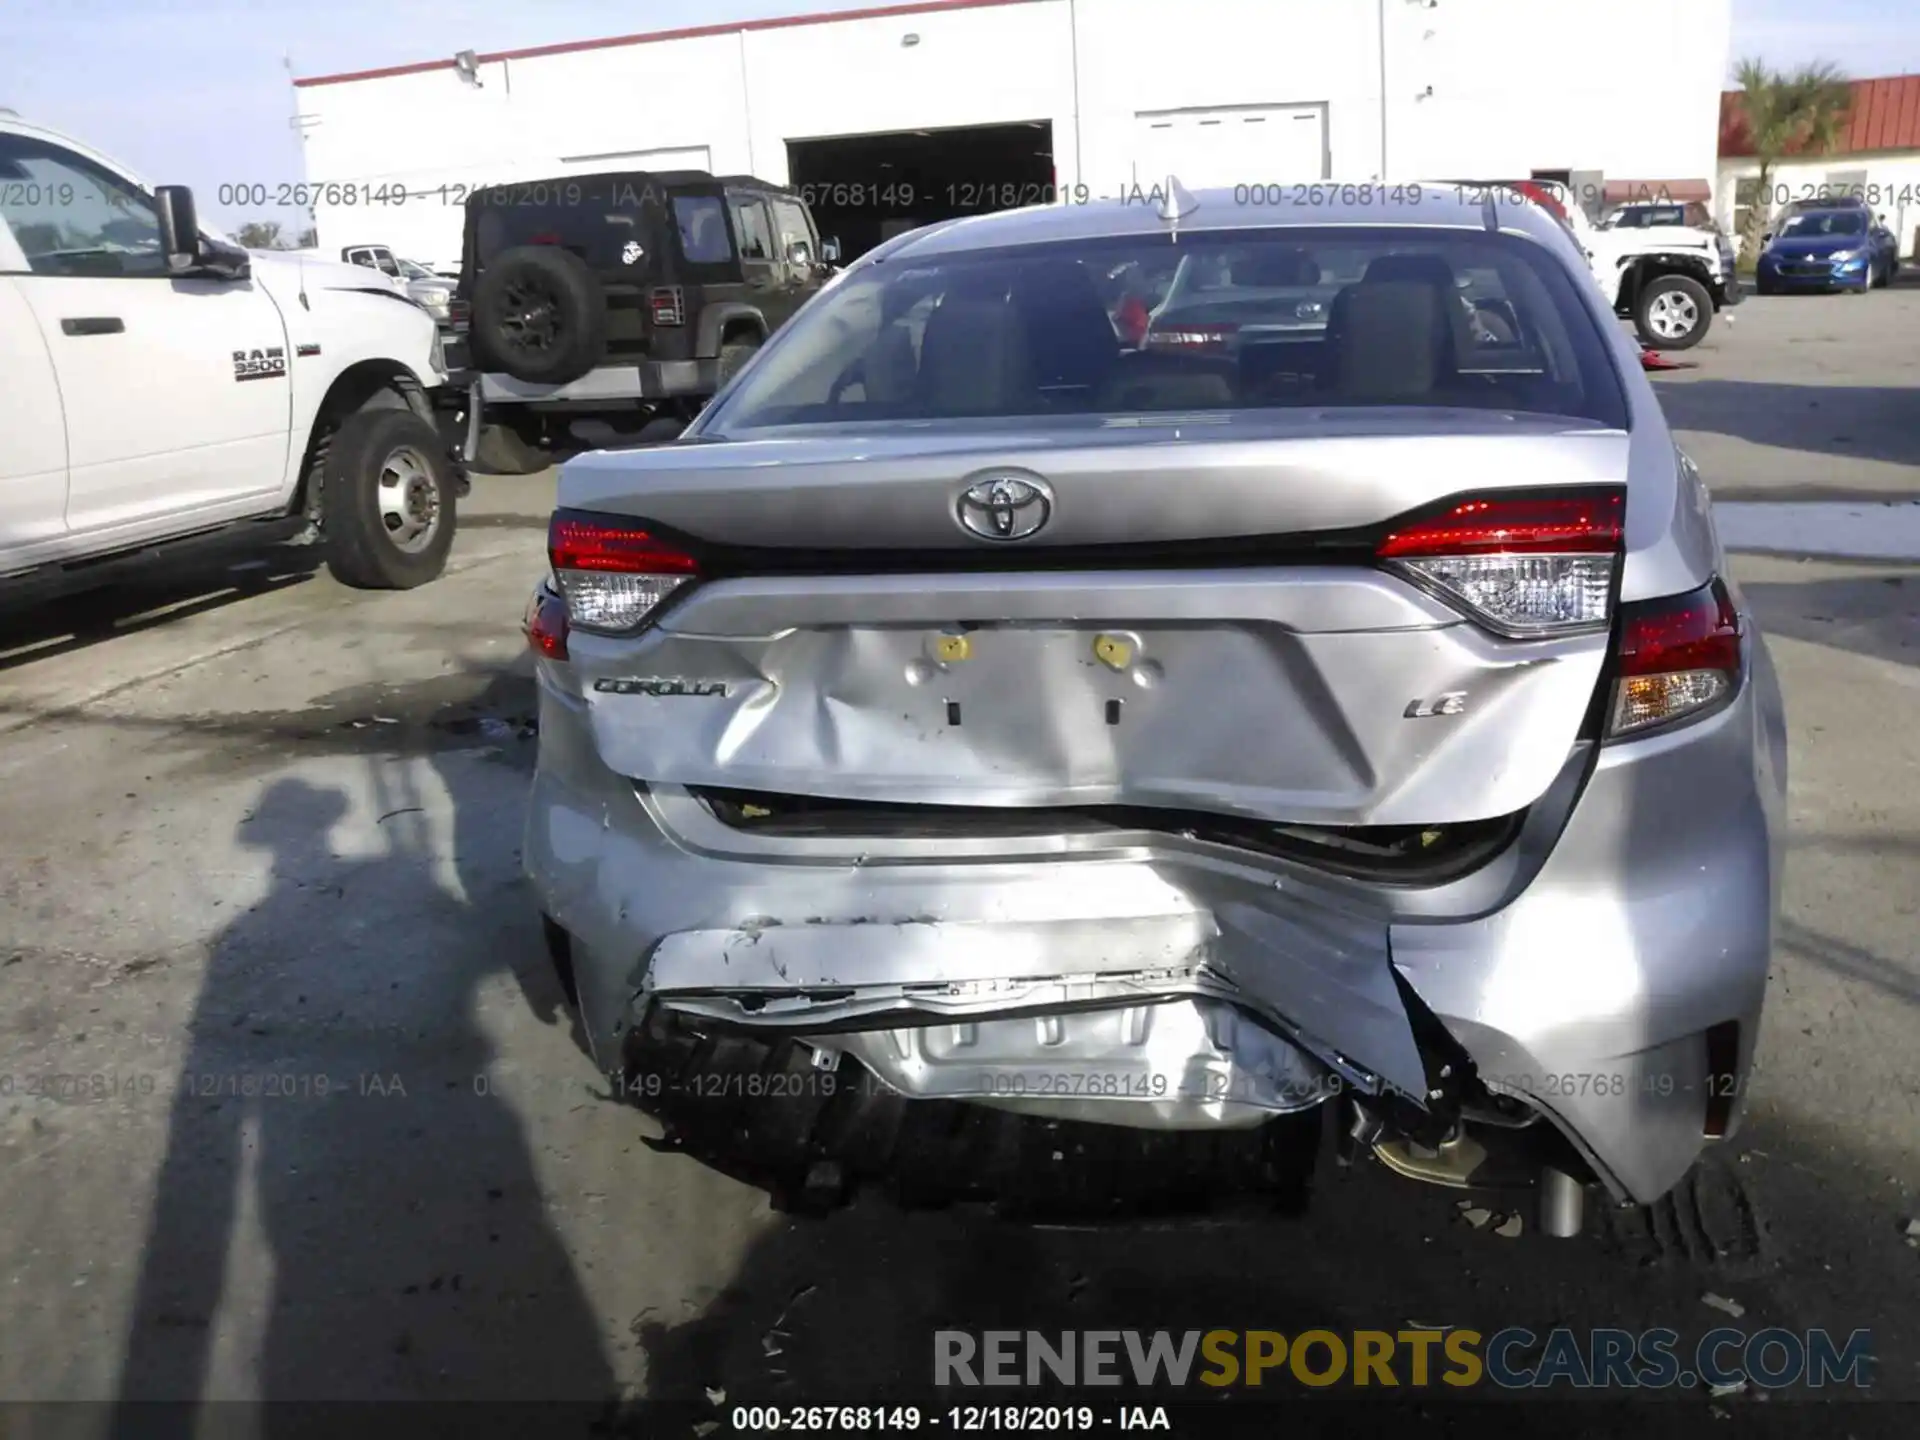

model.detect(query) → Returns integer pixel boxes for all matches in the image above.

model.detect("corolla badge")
[955,472,1054,541]
[621,241,645,265]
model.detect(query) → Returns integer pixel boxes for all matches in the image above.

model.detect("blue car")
[1756,207,1899,293]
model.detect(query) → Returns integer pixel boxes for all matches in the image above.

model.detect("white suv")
[0,115,462,595]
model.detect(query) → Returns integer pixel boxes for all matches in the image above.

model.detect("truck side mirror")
[820,236,841,263]
[153,184,251,280]
[154,185,199,272]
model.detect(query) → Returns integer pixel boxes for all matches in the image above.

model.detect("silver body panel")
[524,187,1786,1208]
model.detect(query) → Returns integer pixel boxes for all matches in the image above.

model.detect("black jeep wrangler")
[445,171,839,473]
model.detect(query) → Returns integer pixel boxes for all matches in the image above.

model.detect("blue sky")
[3,0,1915,235]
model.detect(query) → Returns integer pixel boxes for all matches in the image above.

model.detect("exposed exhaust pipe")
[1538,1167,1585,1238]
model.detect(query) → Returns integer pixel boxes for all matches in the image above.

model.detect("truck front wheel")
[1634,274,1713,350]
[322,408,458,589]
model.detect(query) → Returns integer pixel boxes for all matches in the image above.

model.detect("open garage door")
[786,121,1054,262]
[1133,103,1328,190]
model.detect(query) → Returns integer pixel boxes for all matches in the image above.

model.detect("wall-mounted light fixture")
[454,50,484,88]
[901,32,921,47]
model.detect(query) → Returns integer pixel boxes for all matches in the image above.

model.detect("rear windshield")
[705,227,1628,432]
[1609,205,1686,228]
[1780,211,1865,237]
[470,177,663,271]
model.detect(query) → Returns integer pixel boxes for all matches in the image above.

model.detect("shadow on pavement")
[111,763,616,1427]
[0,544,321,674]
[1655,380,1920,469]
[1744,572,1917,669]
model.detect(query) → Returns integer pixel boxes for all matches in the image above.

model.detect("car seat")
[1323,254,1470,402]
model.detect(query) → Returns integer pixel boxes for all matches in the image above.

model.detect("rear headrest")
[1238,249,1322,287]
[1324,280,1453,402]
[1010,260,1119,394]
[1363,253,1458,288]
[917,295,1030,413]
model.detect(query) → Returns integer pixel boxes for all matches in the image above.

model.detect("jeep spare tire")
[472,246,607,386]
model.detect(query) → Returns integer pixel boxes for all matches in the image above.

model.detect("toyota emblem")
[955,472,1053,541]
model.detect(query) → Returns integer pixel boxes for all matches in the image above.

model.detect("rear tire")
[471,421,553,476]
[1633,274,1712,350]
[717,338,761,389]
[471,246,607,386]
[322,408,457,590]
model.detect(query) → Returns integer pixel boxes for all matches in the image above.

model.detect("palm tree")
[1729,59,1854,265]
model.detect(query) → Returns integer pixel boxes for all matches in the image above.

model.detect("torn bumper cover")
[642,913,1376,1130]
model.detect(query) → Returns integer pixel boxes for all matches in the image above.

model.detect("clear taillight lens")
[1607,578,1743,738]
[1376,490,1625,635]
[547,510,700,634]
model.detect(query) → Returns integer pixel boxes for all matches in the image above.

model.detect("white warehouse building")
[295,0,1733,272]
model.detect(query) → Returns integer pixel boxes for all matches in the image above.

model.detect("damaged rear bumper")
[526,644,1783,1206]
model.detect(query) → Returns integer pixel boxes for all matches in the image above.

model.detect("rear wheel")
[1633,274,1712,350]
[322,408,457,590]
[717,337,762,389]
[471,421,553,476]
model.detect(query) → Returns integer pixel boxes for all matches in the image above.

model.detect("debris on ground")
[705,1386,726,1407]
[1903,1217,1920,1238]
[1702,1292,1746,1319]
[1461,1207,1493,1229]
[1494,1214,1524,1238]
[1708,1378,1747,1400]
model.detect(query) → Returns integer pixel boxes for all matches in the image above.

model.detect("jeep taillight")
[649,286,686,325]
[1375,488,1625,636]
[547,509,700,634]
[1606,578,1744,738]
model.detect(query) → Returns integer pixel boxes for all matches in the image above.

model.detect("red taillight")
[448,299,471,330]
[546,510,700,633]
[1144,321,1238,352]
[649,286,686,326]
[1115,294,1151,347]
[524,585,569,659]
[1376,493,1624,558]
[1375,490,1624,635]
[1608,578,1743,737]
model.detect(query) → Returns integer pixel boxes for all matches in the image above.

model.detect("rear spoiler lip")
[547,482,1625,580]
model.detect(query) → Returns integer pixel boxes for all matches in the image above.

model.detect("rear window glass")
[706,227,1628,432]
[674,195,732,263]
[1610,205,1685,228]
[472,178,659,270]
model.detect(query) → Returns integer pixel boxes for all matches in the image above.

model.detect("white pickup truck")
[0,114,463,596]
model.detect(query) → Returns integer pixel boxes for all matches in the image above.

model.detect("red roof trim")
[293,0,1043,88]
[1720,73,1920,158]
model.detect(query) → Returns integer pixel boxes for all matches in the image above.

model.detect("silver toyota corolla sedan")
[521,185,1787,1237]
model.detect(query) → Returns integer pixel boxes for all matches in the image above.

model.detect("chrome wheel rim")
[375,446,441,554]
[1647,290,1699,339]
